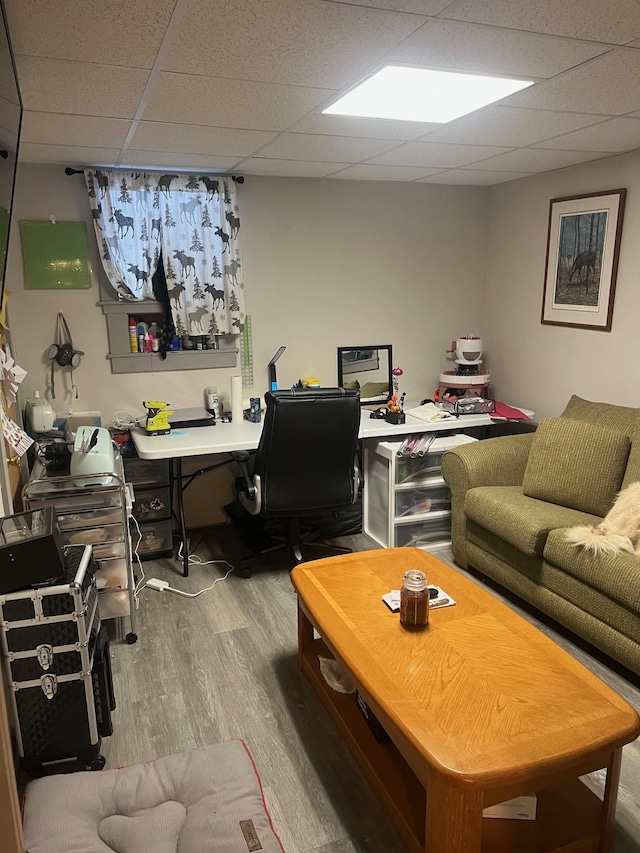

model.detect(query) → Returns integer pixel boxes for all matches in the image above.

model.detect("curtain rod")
[64,167,245,183]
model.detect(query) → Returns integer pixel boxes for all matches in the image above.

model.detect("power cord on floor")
[130,514,146,610]
[142,541,235,598]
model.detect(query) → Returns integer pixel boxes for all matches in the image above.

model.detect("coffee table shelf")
[302,630,605,853]
[293,550,639,853]
[305,636,427,849]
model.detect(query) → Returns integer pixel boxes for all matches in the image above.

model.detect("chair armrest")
[230,450,259,509]
[441,434,534,569]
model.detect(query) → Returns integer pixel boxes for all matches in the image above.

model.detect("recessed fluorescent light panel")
[323,65,534,124]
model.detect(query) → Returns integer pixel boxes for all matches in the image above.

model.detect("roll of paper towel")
[231,375,243,423]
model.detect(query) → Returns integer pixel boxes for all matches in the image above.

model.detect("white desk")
[131,411,495,459]
[130,411,495,576]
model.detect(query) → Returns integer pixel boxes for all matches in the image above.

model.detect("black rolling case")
[0,544,116,772]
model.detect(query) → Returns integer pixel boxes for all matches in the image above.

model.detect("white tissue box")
[483,793,537,821]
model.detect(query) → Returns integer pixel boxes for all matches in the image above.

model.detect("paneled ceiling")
[6,0,640,185]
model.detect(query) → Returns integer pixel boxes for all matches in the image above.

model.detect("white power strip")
[147,578,169,592]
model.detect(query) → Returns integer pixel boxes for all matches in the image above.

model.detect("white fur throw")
[565,481,640,556]
[23,741,285,853]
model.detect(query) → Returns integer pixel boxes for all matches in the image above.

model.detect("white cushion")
[23,741,284,853]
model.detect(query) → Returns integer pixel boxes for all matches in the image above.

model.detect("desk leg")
[175,457,189,577]
[426,781,483,853]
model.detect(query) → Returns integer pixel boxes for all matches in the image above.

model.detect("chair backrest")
[253,388,361,516]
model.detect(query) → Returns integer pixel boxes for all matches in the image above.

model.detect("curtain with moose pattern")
[158,174,244,337]
[85,169,160,300]
[85,170,245,336]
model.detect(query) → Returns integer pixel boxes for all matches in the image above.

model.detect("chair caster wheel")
[126,632,138,644]
[89,755,106,771]
[236,565,252,579]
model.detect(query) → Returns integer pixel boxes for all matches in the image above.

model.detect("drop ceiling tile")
[21,112,132,147]
[339,1,452,13]
[119,150,242,171]
[5,0,175,68]
[254,133,400,163]
[441,0,640,44]
[329,164,444,181]
[17,143,122,165]
[535,117,640,151]
[472,147,608,172]
[421,106,609,147]
[287,113,436,141]
[163,0,426,88]
[385,18,610,78]
[239,158,350,178]
[418,169,533,185]
[504,49,640,114]
[14,57,149,117]
[144,73,333,132]
[129,122,277,157]
[366,141,511,168]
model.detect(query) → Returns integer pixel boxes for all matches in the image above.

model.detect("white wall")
[7,164,490,421]
[485,149,640,419]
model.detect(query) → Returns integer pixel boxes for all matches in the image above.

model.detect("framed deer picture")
[541,188,626,331]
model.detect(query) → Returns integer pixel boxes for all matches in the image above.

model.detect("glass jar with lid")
[399,569,429,630]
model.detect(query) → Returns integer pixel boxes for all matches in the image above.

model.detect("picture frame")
[541,188,626,331]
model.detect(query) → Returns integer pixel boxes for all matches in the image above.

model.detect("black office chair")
[231,388,361,577]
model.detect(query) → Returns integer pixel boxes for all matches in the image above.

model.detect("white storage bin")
[63,524,124,548]
[364,434,477,551]
[396,452,447,485]
[95,558,128,590]
[395,516,452,549]
[49,492,122,514]
[57,507,122,530]
[92,540,126,561]
[98,588,130,619]
[395,484,450,518]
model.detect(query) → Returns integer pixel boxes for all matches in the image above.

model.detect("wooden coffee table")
[291,548,640,853]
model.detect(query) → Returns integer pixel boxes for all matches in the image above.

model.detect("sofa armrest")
[441,433,534,569]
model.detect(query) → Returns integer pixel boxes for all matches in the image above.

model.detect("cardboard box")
[483,793,537,821]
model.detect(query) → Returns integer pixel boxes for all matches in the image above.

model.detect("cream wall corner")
[485,149,640,419]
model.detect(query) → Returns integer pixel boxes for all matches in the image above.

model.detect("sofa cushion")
[464,485,599,556]
[544,528,640,619]
[522,418,630,516]
[561,394,639,436]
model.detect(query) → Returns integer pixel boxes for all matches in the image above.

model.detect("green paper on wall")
[20,220,92,289]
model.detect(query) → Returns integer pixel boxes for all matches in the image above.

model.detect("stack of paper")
[404,402,454,423]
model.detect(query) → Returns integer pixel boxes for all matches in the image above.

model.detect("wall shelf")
[98,299,238,374]
[107,349,238,374]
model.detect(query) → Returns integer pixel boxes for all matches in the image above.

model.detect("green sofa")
[441,395,640,675]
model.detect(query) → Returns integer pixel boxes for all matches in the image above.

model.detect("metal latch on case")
[36,644,54,670]
[41,673,58,699]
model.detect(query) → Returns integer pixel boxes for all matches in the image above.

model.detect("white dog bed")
[23,740,285,853]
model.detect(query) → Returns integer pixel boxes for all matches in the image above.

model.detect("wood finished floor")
[104,527,640,853]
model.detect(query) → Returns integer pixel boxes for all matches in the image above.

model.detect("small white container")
[204,386,220,419]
